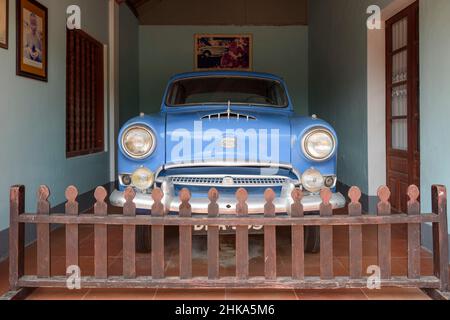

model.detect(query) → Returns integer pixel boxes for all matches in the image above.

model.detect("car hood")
[165,108,292,164]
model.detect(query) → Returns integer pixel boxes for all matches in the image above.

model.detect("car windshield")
[166,77,288,107]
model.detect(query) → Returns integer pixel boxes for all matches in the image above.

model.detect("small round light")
[121,125,156,159]
[121,174,132,186]
[131,167,155,191]
[301,168,324,193]
[302,128,336,161]
[324,176,335,188]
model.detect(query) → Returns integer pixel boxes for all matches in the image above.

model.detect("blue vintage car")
[110,71,346,251]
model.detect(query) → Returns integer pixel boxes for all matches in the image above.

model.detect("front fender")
[290,115,338,177]
[117,113,166,187]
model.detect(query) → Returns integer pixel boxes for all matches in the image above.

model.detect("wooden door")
[386,2,420,213]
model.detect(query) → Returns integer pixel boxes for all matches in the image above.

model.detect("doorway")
[386,1,420,212]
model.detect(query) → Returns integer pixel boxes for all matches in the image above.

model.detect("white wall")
[0,0,111,233]
[139,25,309,115]
[367,0,416,196]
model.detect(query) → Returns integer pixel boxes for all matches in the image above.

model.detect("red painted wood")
[179,189,192,279]
[94,187,108,279]
[207,189,220,280]
[348,187,363,279]
[9,186,25,291]
[291,189,304,280]
[151,188,165,279]
[65,186,79,270]
[123,188,136,279]
[377,186,392,280]
[37,186,51,278]
[236,189,249,280]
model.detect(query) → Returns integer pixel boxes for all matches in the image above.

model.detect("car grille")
[169,176,291,187]
[201,112,256,121]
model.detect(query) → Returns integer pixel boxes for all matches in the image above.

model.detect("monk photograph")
[16,0,47,81]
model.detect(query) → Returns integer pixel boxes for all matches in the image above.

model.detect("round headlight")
[131,167,155,191]
[121,125,156,159]
[301,168,325,193]
[302,128,336,161]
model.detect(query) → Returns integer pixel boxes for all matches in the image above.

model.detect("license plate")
[193,225,264,235]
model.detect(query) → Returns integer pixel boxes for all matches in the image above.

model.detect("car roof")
[169,71,284,82]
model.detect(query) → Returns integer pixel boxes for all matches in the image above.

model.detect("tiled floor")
[0,205,442,300]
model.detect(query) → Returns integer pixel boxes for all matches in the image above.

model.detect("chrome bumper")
[110,186,346,214]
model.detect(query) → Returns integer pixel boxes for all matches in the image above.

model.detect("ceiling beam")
[116,0,141,18]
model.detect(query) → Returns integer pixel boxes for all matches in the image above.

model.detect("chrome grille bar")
[164,175,296,188]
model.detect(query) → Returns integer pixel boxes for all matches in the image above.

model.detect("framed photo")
[16,0,47,81]
[194,34,253,71]
[0,0,8,49]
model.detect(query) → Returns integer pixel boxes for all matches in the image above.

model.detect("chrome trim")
[109,185,346,214]
[301,127,337,162]
[157,174,299,188]
[118,174,132,186]
[155,162,302,183]
[121,125,157,160]
[324,175,337,189]
[201,102,256,121]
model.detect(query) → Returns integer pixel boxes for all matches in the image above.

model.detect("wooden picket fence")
[6,183,449,297]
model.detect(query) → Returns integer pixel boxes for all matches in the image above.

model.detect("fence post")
[123,187,136,279]
[348,187,362,279]
[291,188,304,280]
[9,185,25,291]
[236,188,249,280]
[94,187,108,279]
[179,188,192,279]
[320,188,333,280]
[37,186,50,278]
[432,185,449,292]
[407,185,421,279]
[65,186,79,271]
[151,188,165,279]
[207,188,220,280]
[377,186,392,280]
[264,189,277,280]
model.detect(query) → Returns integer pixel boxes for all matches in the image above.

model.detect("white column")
[108,0,120,182]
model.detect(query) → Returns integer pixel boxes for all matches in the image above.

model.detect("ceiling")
[121,0,308,26]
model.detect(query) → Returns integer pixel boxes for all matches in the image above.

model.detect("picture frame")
[194,34,253,71]
[0,0,8,49]
[16,0,48,81]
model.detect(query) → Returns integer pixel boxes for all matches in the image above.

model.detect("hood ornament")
[227,100,232,119]
[200,101,257,121]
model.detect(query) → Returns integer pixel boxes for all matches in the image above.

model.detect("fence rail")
[7,184,450,295]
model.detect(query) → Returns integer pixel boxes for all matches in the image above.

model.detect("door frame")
[366,0,418,209]
[385,1,420,212]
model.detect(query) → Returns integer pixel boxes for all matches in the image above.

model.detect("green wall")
[119,4,140,126]
[419,0,450,221]
[308,0,390,194]
[0,0,110,233]
[139,25,309,115]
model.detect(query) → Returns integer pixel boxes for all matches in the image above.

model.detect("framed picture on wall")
[0,0,8,49]
[194,34,253,71]
[16,0,48,81]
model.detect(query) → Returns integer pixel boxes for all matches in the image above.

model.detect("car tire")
[304,226,320,253]
[136,226,151,253]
